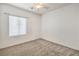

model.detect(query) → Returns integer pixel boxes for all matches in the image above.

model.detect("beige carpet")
[0,39,79,56]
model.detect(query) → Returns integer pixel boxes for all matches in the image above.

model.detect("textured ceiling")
[8,3,71,15]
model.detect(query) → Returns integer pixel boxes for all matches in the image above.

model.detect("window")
[9,15,27,36]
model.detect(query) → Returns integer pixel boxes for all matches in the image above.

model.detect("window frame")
[8,14,28,37]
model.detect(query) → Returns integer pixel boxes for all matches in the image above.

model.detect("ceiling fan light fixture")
[35,4,44,9]
[31,3,46,10]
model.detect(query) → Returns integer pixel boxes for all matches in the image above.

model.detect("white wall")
[0,4,41,49]
[0,5,1,36]
[41,4,79,50]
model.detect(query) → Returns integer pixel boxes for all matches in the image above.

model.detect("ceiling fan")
[30,3,49,11]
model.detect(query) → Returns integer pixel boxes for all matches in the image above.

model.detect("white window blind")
[9,15,27,36]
